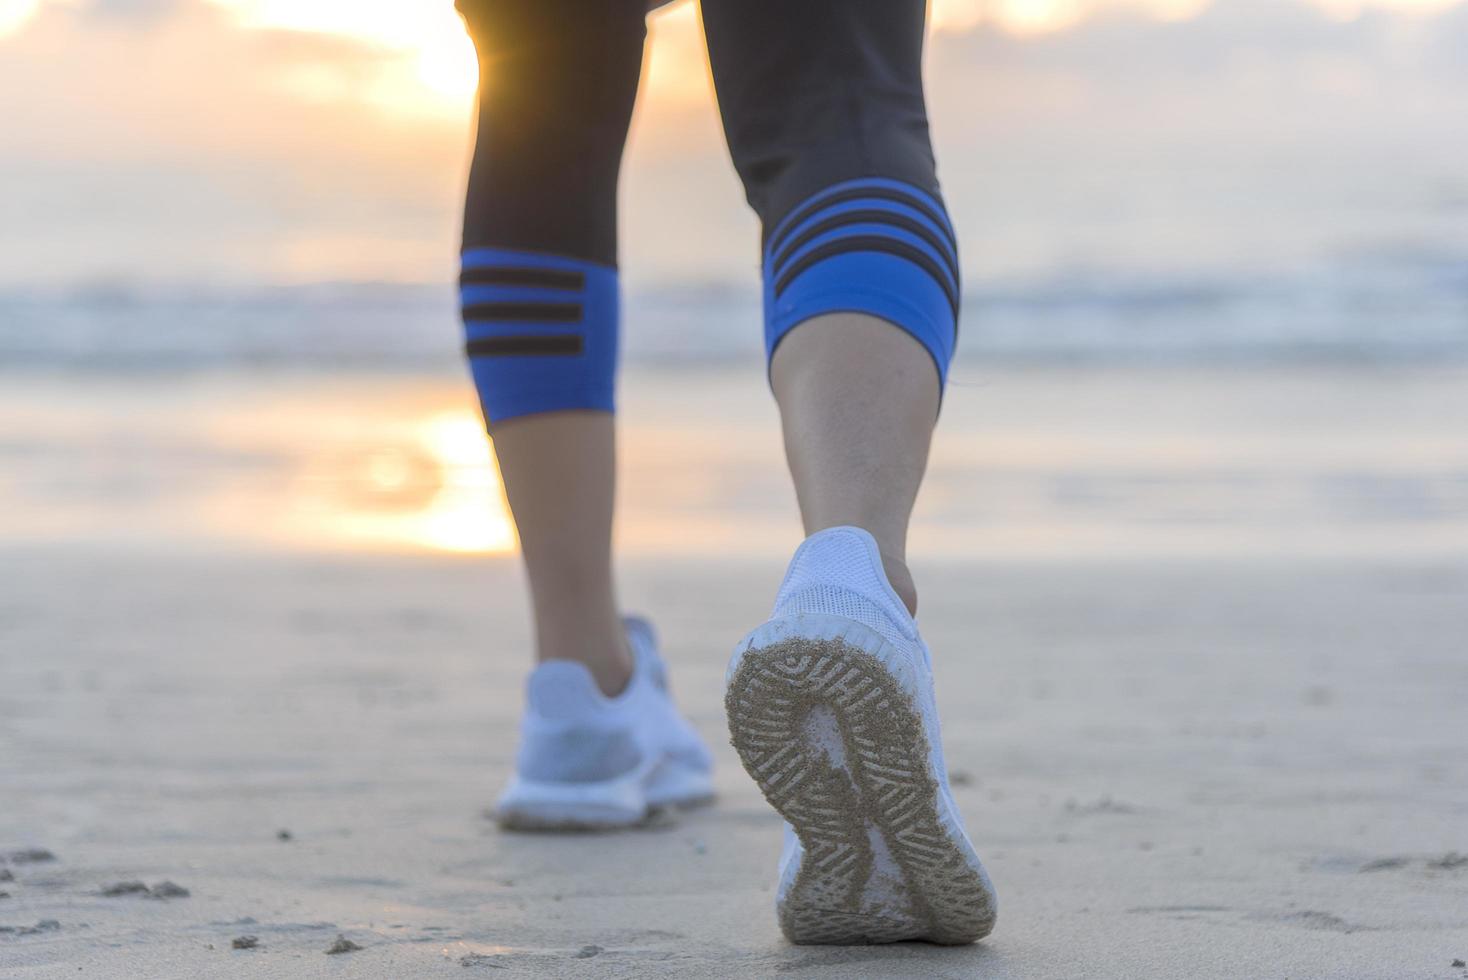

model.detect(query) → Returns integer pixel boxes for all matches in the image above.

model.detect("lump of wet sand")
[149,881,190,899]
[101,881,150,897]
[101,880,190,899]
[326,934,363,955]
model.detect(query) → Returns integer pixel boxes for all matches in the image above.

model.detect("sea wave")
[1,250,1464,371]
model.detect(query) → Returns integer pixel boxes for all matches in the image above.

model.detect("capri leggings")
[455,0,958,425]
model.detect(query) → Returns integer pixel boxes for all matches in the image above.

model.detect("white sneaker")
[725,527,997,944]
[495,615,715,830]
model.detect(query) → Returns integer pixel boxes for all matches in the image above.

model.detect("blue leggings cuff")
[762,177,960,388]
[460,247,619,425]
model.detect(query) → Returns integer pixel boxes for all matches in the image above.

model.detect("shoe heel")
[726,612,996,945]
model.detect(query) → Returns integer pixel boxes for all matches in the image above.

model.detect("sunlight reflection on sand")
[293,411,517,555]
[4,367,1468,561]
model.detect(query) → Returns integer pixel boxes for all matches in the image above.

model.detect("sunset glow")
[2,0,1464,288]
[3,0,1456,109]
[928,0,1449,33]
[206,0,479,107]
[197,0,1464,110]
[0,0,39,37]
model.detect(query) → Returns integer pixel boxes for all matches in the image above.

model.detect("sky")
[0,0,1464,289]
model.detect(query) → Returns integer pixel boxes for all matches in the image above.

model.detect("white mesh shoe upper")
[513,617,713,785]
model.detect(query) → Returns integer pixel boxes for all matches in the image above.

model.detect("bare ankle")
[535,619,634,697]
[881,553,918,618]
[585,646,634,698]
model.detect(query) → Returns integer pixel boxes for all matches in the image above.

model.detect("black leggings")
[456,0,956,425]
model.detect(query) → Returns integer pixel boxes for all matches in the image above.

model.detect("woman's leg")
[770,313,938,616]
[700,0,957,616]
[704,0,996,946]
[487,414,627,696]
[457,0,646,696]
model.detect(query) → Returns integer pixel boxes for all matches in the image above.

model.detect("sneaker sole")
[725,612,997,945]
[496,759,713,832]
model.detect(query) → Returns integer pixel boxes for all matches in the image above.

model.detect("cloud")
[936,0,1396,86]
[0,1,470,283]
[0,0,1463,286]
[927,0,1468,147]
[1424,0,1468,73]
[82,0,184,24]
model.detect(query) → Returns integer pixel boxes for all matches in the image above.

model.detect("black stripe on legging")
[459,267,585,290]
[767,186,956,260]
[770,209,958,284]
[772,235,960,319]
[462,302,582,323]
[465,335,584,357]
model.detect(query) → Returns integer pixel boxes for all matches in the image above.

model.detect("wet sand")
[2,365,1467,978]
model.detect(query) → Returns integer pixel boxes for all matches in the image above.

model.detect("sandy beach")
[3,365,1467,978]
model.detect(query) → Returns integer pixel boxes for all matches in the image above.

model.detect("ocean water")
[1,247,1465,372]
